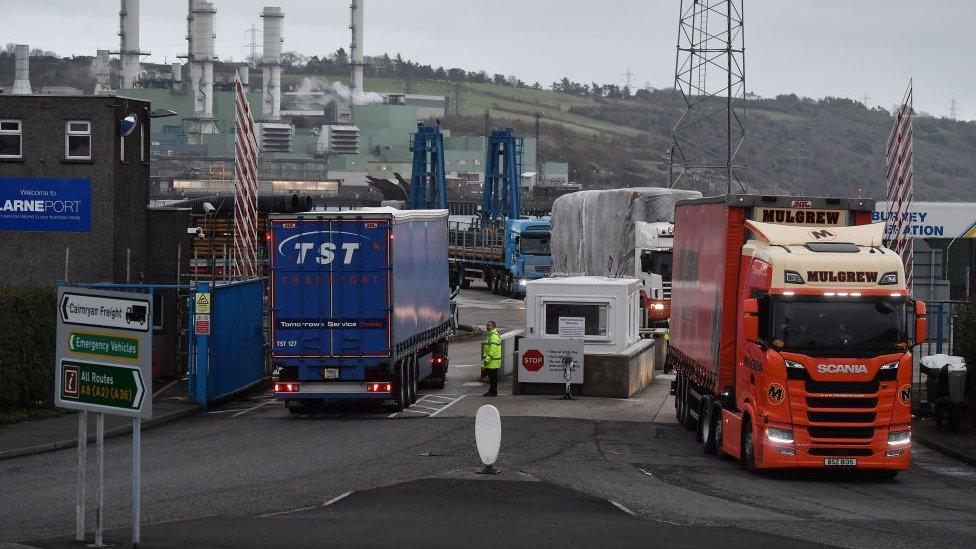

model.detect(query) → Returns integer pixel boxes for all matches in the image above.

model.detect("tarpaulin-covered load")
[550,188,702,277]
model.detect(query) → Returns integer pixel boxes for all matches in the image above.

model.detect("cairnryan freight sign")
[0,177,91,232]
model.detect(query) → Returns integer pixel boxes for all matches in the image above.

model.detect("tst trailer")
[667,195,927,476]
[269,208,452,412]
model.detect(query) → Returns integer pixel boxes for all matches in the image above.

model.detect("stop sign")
[522,349,544,372]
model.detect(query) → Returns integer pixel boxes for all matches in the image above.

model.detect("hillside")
[5,50,975,200]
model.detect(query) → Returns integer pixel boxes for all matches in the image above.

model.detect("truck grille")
[808,412,876,423]
[808,427,874,439]
[805,380,879,394]
[809,448,873,457]
[806,397,877,409]
[534,266,551,273]
[662,281,672,299]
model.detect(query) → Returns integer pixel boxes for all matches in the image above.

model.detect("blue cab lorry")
[270,207,452,412]
[448,217,552,297]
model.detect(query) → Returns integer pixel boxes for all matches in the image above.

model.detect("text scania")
[817,364,868,374]
[293,242,360,265]
[1,199,83,213]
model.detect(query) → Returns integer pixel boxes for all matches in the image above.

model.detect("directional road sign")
[60,291,151,332]
[56,287,153,418]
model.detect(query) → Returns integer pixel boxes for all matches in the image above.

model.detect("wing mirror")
[914,300,927,346]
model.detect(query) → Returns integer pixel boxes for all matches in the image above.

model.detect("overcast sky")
[5,0,975,120]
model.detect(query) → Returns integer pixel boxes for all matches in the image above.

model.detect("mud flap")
[721,408,743,460]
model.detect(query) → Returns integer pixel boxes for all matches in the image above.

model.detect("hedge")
[0,284,57,412]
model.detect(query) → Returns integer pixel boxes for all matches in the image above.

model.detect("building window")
[543,302,608,337]
[0,120,22,159]
[65,120,92,160]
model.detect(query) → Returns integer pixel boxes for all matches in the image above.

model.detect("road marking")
[259,505,319,517]
[323,491,354,507]
[207,408,249,414]
[429,394,466,417]
[463,381,486,387]
[231,398,277,418]
[410,404,441,412]
[639,468,654,477]
[609,500,637,517]
[422,395,455,402]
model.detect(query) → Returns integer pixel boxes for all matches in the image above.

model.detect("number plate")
[824,458,857,467]
[323,368,340,380]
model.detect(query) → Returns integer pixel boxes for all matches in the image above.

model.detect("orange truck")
[667,195,927,477]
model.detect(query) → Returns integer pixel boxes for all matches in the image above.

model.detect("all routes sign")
[60,359,146,411]
[55,287,152,418]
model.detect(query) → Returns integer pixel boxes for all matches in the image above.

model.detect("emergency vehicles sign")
[0,177,91,232]
[518,338,584,384]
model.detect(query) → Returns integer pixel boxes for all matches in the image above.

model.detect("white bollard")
[475,404,501,474]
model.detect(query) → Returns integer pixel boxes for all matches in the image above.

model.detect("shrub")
[0,284,57,412]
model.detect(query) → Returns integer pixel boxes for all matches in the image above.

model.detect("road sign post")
[56,286,152,548]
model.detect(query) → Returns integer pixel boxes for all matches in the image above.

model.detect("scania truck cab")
[635,221,674,328]
[668,195,926,476]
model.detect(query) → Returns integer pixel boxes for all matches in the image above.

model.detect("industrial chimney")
[261,6,284,121]
[118,0,146,89]
[186,0,219,141]
[93,49,112,95]
[12,45,32,95]
[350,0,365,109]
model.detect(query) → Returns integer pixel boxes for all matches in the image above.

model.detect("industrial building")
[0,94,193,378]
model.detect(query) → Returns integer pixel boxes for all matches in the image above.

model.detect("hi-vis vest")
[482,329,502,369]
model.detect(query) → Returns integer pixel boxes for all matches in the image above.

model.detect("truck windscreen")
[640,251,673,282]
[768,296,910,356]
[521,234,551,255]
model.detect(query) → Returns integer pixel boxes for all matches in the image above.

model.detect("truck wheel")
[408,355,419,405]
[675,375,686,424]
[700,397,716,452]
[391,361,407,412]
[742,419,758,473]
[712,404,726,459]
[461,278,471,289]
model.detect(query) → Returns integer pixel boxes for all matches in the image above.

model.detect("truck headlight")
[878,272,898,285]
[652,303,665,311]
[766,427,794,444]
[887,430,911,446]
[519,279,527,287]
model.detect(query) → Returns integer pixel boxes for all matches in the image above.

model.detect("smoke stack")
[118,0,145,89]
[261,6,284,121]
[94,49,112,95]
[186,0,219,141]
[190,0,216,118]
[239,64,250,89]
[350,0,364,111]
[12,45,32,95]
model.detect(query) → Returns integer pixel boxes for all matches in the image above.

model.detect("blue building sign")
[0,177,92,232]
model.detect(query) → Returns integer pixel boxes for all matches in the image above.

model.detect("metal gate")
[188,279,266,407]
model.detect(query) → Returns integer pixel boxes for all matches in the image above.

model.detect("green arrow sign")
[59,359,146,412]
[69,331,139,360]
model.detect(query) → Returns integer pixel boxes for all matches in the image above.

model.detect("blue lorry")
[269,207,452,412]
[448,216,552,296]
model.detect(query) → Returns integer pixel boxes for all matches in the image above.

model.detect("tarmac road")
[2,284,976,548]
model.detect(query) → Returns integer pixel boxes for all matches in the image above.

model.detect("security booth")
[514,276,656,398]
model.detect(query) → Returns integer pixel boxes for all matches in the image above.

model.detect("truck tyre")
[679,376,691,429]
[682,376,696,431]
[675,375,686,425]
[461,278,471,289]
[742,419,758,473]
[390,361,407,412]
[712,403,726,459]
[408,355,419,405]
[698,395,712,447]
[702,399,720,455]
